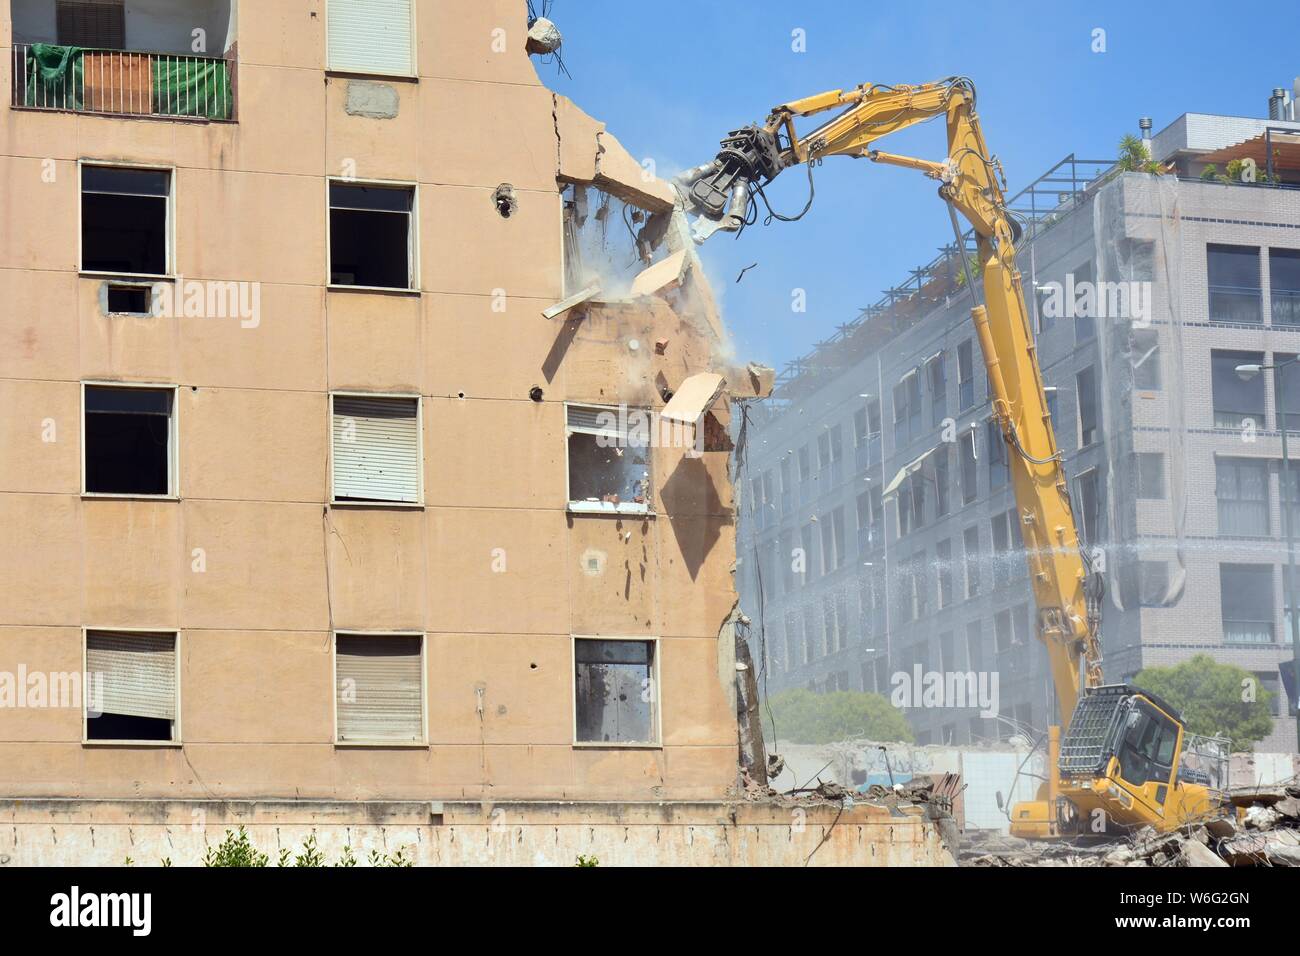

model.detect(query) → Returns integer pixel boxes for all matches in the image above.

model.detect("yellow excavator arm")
[678,78,1102,726]
[681,78,1232,837]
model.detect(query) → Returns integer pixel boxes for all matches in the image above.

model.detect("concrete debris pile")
[963,781,1300,867]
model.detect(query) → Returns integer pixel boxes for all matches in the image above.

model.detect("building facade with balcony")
[738,99,1300,753]
[0,0,749,812]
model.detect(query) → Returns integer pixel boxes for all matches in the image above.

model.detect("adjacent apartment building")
[738,91,1300,753]
[0,1,749,804]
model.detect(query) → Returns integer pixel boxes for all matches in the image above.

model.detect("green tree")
[1134,654,1275,751]
[766,689,914,745]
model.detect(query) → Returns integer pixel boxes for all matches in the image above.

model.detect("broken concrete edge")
[553,94,677,215]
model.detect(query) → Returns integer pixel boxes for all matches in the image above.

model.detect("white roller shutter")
[335,635,423,742]
[327,0,414,76]
[332,396,421,503]
[567,404,622,439]
[86,631,176,721]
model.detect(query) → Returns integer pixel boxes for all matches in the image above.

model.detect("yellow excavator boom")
[676,78,1224,838]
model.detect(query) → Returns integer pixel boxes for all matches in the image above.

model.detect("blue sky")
[542,0,1297,369]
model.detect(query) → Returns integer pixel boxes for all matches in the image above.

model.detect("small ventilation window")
[106,284,152,314]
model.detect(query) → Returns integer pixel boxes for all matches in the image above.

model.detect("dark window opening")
[84,386,172,495]
[329,183,415,289]
[87,713,170,741]
[81,166,169,275]
[107,284,151,314]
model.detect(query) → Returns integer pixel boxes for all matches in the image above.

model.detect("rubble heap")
[963,782,1300,867]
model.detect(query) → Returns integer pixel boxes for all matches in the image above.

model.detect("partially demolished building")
[737,98,1300,753]
[0,1,952,866]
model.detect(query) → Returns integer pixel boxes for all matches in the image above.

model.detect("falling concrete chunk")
[541,281,602,320]
[662,372,726,427]
[526,17,563,55]
[629,250,689,298]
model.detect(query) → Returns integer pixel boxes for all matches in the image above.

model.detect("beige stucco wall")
[0,1,742,802]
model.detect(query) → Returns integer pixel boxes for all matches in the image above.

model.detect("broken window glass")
[81,165,169,275]
[574,639,656,744]
[84,385,173,496]
[329,182,415,289]
[566,405,652,514]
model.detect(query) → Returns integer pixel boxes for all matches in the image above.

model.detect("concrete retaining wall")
[0,799,954,867]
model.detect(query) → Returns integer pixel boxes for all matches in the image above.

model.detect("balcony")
[10,1,236,121]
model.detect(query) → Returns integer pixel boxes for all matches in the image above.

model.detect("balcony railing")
[12,43,235,120]
[1272,289,1300,326]
[1208,285,1263,324]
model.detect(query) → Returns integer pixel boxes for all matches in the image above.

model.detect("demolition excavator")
[678,78,1224,837]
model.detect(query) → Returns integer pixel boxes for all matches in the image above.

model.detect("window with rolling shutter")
[331,395,421,504]
[335,634,424,743]
[85,631,176,740]
[57,0,126,50]
[327,0,414,76]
